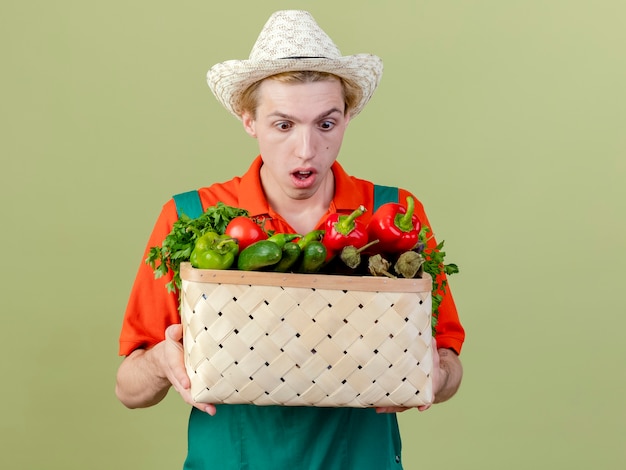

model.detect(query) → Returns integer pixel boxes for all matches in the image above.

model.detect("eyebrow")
[268,107,343,122]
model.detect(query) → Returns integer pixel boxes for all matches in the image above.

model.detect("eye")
[319,120,335,130]
[275,121,292,131]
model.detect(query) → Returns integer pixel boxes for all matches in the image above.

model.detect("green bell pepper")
[190,231,239,270]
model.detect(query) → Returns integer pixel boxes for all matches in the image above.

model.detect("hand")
[162,324,217,416]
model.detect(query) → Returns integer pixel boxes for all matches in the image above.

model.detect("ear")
[241,112,257,138]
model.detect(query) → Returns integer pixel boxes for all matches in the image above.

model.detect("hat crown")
[207,10,383,119]
[249,10,342,61]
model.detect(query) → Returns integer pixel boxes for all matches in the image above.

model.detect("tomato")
[225,216,268,252]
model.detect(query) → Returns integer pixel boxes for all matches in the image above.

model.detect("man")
[116,10,464,469]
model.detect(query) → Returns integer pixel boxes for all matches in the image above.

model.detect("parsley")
[419,226,460,334]
[145,202,249,292]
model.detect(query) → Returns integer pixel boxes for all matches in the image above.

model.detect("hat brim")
[207,54,383,120]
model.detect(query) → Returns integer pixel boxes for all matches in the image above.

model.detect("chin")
[289,187,317,200]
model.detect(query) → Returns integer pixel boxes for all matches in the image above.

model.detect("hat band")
[282,56,328,59]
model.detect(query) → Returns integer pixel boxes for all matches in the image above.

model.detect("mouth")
[290,169,317,188]
[293,170,313,180]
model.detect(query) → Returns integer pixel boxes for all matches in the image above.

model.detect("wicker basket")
[180,262,433,408]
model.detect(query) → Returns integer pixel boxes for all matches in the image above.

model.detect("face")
[241,78,350,203]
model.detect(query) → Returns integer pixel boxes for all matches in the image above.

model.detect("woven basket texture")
[180,264,433,408]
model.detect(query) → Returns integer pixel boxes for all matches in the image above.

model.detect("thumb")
[165,323,183,343]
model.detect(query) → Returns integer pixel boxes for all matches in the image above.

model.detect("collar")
[238,155,363,217]
[237,156,270,217]
[330,159,365,211]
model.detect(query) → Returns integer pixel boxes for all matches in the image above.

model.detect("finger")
[165,323,183,343]
[164,325,216,416]
[192,403,217,416]
[163,324,190,388]
[177,386,217,415]
[168,360,190,391]
[431,337,440,368]
[167,353,190,389]
[165,324,217,416]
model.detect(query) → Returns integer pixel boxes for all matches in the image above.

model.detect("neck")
[263,173,334,235]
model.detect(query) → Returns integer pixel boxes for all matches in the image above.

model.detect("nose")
[295,128,316,160]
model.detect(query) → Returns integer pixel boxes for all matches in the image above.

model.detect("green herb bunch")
[146,202,248,292]
[418,226,460,333]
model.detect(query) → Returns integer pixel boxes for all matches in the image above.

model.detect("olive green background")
[2,1,624,468]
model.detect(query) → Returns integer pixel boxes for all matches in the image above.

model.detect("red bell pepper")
[322,205,368,254]
[367,196,421,253]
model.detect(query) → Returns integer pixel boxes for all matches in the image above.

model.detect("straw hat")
[206,10,383,119]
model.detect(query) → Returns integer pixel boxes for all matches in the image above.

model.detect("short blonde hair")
[236,71,362,117]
